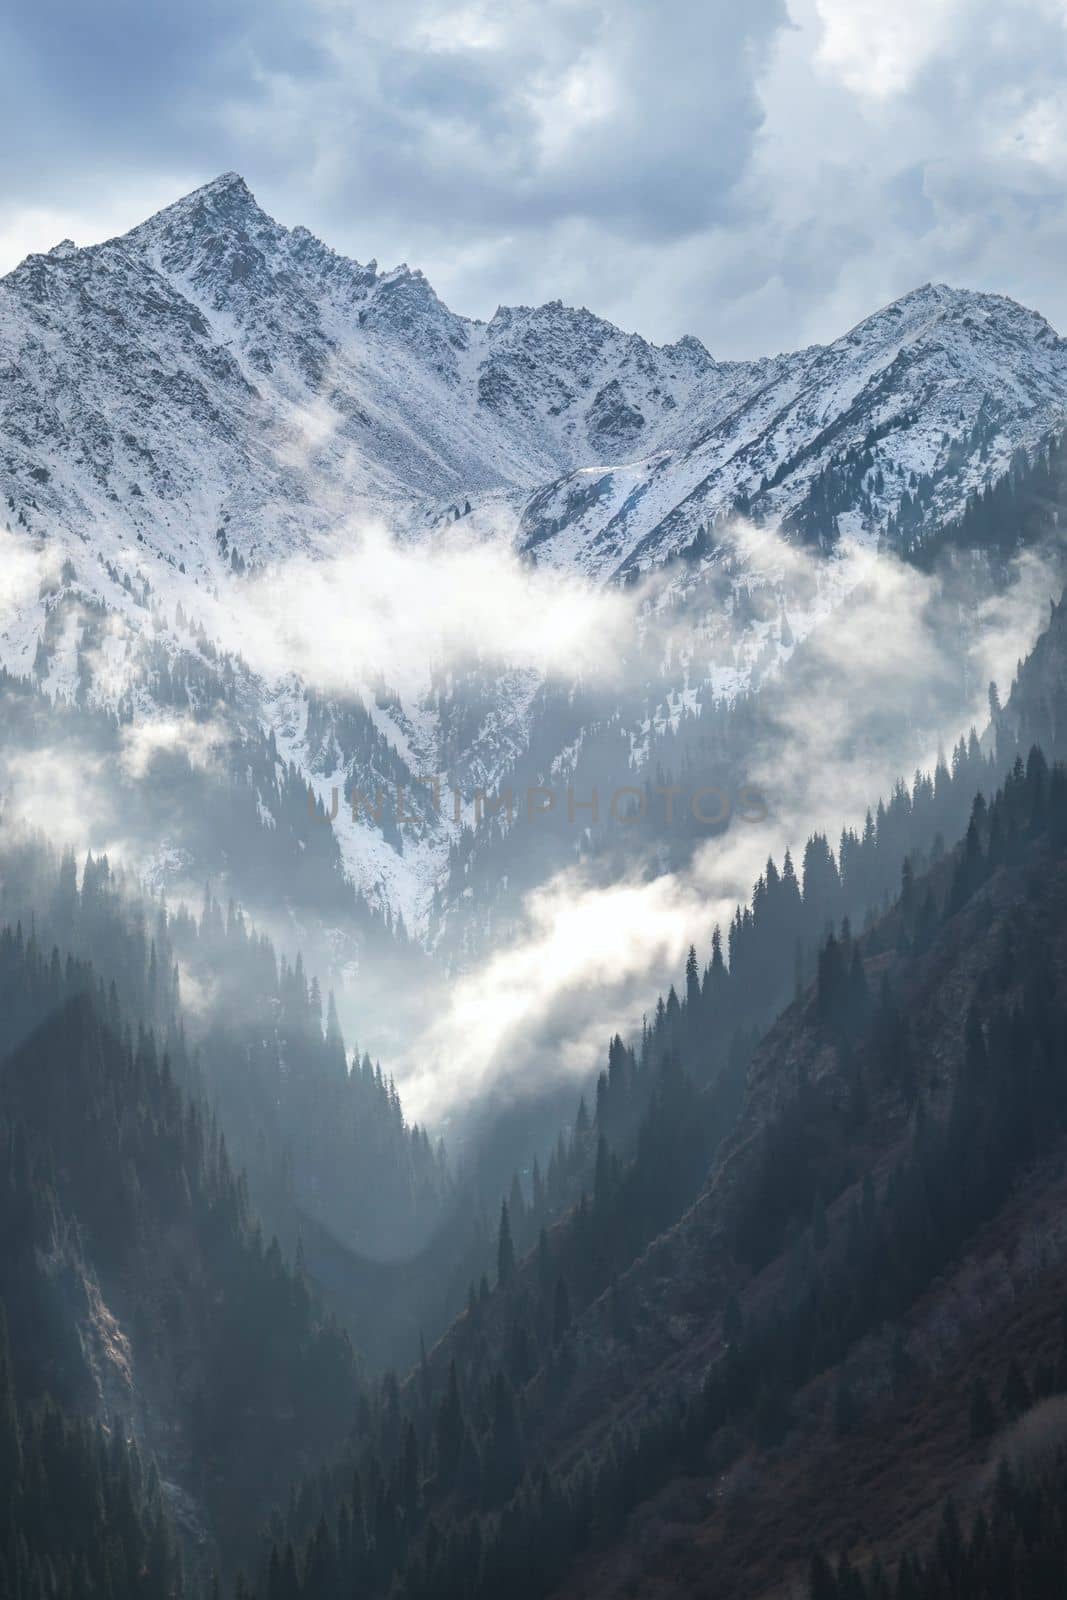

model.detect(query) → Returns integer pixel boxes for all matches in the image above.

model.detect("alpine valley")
[5,175,1067,1600]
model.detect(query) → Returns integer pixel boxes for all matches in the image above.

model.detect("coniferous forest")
[3,533,1067,1596]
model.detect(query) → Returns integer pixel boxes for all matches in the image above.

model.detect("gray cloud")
[5,1,1067,359]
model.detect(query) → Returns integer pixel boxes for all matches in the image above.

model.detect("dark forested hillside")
[0,820,472,1589]
[467,589,1067,1314]
[0,1332,185,1600]
[4,586,1067,1599]
[223,592,1067,1600]
[0,824,462,1357]
[2,524,1067,1596]
[0,925,366,1588]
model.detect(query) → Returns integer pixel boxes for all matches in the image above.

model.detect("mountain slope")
[5,175,1066,581]
[0,934,361,1584]
[1,172,741,567]
[3,175,1067,948]
[243,597,1067,1600]
[522,283,1067,577]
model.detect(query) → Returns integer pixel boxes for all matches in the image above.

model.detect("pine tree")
[436,1362,463,1485]
[685,944,700,1015]
[0,1300,21,1486]
[969,1376,996,1440]
[497,1200,516,1288]
[553,1277,572,1345]
[1001,1359,1031,1420]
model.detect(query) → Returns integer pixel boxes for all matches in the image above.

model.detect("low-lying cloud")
[225,520,636,697]
[119,717,228,780]
[3,506,1060,1140]
[396,526,1063,1127]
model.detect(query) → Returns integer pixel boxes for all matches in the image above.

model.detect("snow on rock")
[3,180,1067,933]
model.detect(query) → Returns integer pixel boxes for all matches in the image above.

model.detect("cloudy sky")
[4,0,1067,357]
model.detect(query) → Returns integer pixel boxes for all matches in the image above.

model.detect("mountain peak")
[133,172,263,243]
[191,171,254,203]
[882,280,1050,326]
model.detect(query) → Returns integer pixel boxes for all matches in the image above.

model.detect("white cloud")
[119,717,228,780]
[401,863,717,1126]
[396,525,1061,1125]
[0,529,52,621]
[226,519,635,698]
[813,0,966,100]
[0,748,113,857]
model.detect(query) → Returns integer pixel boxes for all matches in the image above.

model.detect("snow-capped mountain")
[520,284,1067,578]
[3,173,1067,941]
[1,172,743,567]
[9,174,1064,578]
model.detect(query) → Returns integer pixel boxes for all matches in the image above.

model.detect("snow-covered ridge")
[520,283,1067,578]
[4,174,1065,582]
[1,170,750,578]
[3,175,1067,934]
